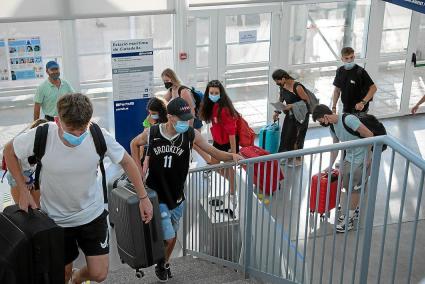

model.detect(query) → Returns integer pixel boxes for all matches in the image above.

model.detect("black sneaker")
[155,262,169,282]
[166,263,172,279]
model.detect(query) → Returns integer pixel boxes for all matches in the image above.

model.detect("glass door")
[190,4,281,130]
[409,14,425,114]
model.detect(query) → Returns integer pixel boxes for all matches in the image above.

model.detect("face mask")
[50,73,60,80]
[209,94,220,103]
[174,120,189,133]
[164,82,173,89]
[151,114,159,120]
[63,130,88,146]
[343,61,355,70]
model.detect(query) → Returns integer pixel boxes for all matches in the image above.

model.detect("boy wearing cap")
[131,97,242,282]
[34,61,74,121]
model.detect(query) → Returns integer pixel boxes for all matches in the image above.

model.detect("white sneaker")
[338,207,360,222]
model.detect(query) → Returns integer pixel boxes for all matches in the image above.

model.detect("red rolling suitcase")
[310,169,339,216]
[240,146,284,195]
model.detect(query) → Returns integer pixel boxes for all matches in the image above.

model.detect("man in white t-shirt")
[3,93,153,284]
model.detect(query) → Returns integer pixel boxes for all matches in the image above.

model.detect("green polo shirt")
[34,79,74,117]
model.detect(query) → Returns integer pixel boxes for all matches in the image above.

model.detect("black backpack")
[33,122,109,203]
[332,113,387,151]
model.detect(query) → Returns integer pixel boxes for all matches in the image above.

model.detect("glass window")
[288,1,371,65]
[381,3,411,55]
[225,13,271,65]
[76,15,174,83]
[0,21,62,89]
[288,66,338,108]
[196,17,210,68]
[371,60,406,116]
[410,15,425,113]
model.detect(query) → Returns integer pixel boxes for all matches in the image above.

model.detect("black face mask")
[164,82,173,89]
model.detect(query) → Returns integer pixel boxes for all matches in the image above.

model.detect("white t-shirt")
[13,122,125,227]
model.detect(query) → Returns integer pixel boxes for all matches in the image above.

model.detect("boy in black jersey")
[130,98,242,282]
[332,47,377,114]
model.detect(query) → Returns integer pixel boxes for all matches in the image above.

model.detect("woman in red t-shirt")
[200,80,239,204]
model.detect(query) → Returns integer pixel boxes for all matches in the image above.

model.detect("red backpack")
[237,115,255,147]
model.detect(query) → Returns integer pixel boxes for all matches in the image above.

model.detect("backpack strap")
[187,127,195,150]
[89,123,108,204]
[177,85,190,97]
[341,113,361,137]
[33,123,49,190]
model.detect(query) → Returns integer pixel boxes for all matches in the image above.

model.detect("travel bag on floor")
[258,120,280,154]
[1,205,64,284]
[109,178,165,278]
[309,169,339,216]
[240,146,284,195]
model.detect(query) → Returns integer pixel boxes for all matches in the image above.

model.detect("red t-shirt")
[210,104,238,145]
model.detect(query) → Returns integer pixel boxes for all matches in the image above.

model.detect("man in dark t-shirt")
[130,98,242,282]
[332,47,377,114]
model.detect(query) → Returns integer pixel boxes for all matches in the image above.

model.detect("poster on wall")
[0,40,8,81]
[8,37,43,80]
[111,38,153,152]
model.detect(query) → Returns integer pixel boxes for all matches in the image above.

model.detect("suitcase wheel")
[320,213,330,221]
[135,269,144,278]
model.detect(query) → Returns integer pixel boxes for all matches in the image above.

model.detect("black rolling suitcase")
[109,180,165,279]
[0,214,31,284]
[1,205,64,284]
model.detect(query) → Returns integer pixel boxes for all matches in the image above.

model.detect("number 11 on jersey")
[164,155,173,168]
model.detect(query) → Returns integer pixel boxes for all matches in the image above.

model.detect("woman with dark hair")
[200,80,239,208]
[143,97,168,127]
[272,69,310,166]
[131,97,168,176]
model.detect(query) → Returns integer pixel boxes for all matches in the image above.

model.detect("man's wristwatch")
[361,100,367,105]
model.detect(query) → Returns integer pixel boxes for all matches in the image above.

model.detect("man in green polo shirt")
[34,61,74,121]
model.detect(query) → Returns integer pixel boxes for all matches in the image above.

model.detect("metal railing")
[182,135,425,284]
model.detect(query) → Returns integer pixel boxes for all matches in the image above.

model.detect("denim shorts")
[159,202,185,240]
[6,170,33,187]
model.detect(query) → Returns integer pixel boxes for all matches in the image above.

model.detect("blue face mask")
[174,120,189,133]
[63,130,88,146]
[343,61,355,70]
[151,114,159,120]
[209,94,220,103]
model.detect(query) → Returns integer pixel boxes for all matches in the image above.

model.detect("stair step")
[103,255,259,284]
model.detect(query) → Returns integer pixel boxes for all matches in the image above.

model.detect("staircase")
[103,255,259,284]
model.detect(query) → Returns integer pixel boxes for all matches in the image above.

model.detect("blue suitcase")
[258,121,280,154]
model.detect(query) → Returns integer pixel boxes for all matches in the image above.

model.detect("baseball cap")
[167,98,193,121]
[46,61,59,70]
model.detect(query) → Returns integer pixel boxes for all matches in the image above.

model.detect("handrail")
[189,135,425,172]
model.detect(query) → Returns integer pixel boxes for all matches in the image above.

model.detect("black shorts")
[63,210,109,265]
[213,136,240,153]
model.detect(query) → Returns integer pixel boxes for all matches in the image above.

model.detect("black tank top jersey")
[146,124,194,210]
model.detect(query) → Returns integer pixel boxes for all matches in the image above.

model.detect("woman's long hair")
[147,97,168,123]
[199,80,238,123]
[161,68,181,86]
